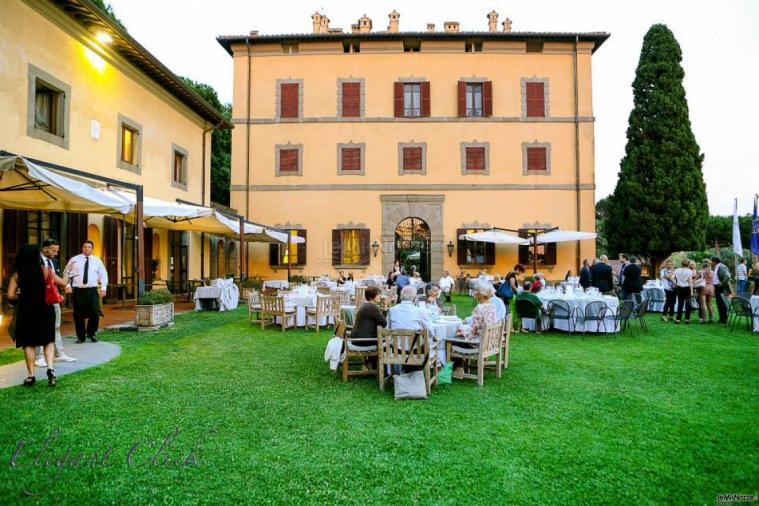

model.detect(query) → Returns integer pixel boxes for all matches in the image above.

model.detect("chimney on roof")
[487,11,498,32]
[387,10,400,33]
[426,23,435,32]
[356,14,372,33]
[502,18,512,33]
[311,11,330,34]
[443,21,460,33]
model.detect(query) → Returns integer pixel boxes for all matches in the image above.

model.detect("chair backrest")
[248,290,261,306]
[364,279,376,287]
[317,286,331,295]
[584,301,608,319]
[262,286,278,296]
[515,298,541,319]
[262,295,284,314]
[334,289,351,305]
[481,321,504,356]
[730,297,751,315]
[737,292,752,301]
[636,298,650,317]
[377,328,430,366]
[334,318,347,339]
[616,299,634,319]
[632,293,643,306]
[314,281,329,288]
[329,295,343,316]
[316,294,331,314]
[547,300,572,318]
[354,286,366,303]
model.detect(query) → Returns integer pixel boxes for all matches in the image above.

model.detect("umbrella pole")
[287,233,292,284]
[238,217,244,281]
[136,186,145,296]
[532,233,538,274]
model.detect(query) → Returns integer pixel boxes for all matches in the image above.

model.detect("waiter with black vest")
[65,240,108,343]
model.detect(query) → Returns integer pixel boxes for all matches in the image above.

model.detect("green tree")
[704,215,752,250]
[606,24,708,273]
[179,77,232,206]
[595,195,611,256]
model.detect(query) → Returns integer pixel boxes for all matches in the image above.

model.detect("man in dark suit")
[621,256,643,300]
[591,255,614,294]
[35,238,76,367]
[579,259,591,289]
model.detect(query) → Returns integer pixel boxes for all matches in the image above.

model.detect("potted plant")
[135,288,175,330]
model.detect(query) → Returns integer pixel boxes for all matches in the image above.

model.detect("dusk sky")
[108,0,758,215]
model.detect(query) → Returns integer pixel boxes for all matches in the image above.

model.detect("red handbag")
[43,267,64,305]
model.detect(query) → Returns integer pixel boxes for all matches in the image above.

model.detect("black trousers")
[675,286,692,321]
[714,285,728,323]
[663,290,676,317]
[73,287,100,339]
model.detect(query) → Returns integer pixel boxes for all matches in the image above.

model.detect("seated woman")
[420,283,442,315]
[350,285,387,342]
[337,271,347,285]
[529,274,543,293]
[453,282,498,376]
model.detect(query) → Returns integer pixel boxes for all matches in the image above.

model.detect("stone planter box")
[135,302,175,331]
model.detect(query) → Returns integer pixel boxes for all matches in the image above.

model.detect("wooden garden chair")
[377,328,437,394]
[337,317,378,382]
[261,295,296,332]
[248,290,262,325]
[354,286,366,305]
[262,286,278,296]
[447,321,504,386]
[316,286,331,295]
[305,294,332,332]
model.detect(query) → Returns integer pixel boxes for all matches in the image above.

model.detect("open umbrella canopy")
[0,156,132,214]
[243,222,303,244]
[532,230,597,244]
[458,229,529,245]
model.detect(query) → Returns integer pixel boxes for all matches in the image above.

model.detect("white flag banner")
[732,198,743,257]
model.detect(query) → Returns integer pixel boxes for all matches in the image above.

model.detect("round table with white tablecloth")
[264,280,289,289]
[278,292,330,327]
[522,292,620,333]
[751,296,759,332]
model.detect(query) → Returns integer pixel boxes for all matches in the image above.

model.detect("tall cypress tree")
[606,24,707,271]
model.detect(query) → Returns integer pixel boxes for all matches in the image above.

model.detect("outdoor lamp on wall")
[447,241,455,257]
[371,240,380,257]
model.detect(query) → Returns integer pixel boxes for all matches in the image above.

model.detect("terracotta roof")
[217,31,610,55]
[50,0,231,128]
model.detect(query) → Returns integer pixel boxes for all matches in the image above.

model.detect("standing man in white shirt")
[438,271,455,303]
[65,240,108,343]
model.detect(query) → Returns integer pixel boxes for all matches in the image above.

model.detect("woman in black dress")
[8,244,67,386]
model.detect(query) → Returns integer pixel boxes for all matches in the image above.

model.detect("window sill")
[333,264,370,270]
[271,266,305,272]
[457,264,495,267]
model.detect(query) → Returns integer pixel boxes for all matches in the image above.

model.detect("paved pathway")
[0,336,120,388]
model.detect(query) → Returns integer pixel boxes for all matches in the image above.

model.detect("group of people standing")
[659,256,733,324]
[8,239,108,387]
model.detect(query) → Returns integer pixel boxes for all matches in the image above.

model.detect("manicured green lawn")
[0,295,756,504]
[0,347,23,367]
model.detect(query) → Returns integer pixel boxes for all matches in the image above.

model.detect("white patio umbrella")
[0,156,133,214]
[458,229,529,245]
[532,230,597,243]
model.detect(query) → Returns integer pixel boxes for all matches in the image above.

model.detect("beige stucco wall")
[0,0,214,280]
[230,38,599,281]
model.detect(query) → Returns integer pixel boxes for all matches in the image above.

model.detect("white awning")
[0,156,132,214]
[458,229,529,245]
[532,230,597,244]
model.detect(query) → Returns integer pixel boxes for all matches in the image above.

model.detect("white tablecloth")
[264,280,289,289]
[194,281,239,312]
[281,293,328,327]
[641,286,666,312]
[522,294,620,333]
[752,296,759,332]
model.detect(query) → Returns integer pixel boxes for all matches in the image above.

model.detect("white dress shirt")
[439,276,455,293]
[66,254,108,291]
[387,301,431,332]
[489,296,507,322]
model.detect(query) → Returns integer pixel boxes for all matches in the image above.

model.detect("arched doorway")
[226,242,238,277]
[394,217,431,281]
[215,239,225,278]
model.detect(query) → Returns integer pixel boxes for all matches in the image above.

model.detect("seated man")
[438,271,455,303]
[388,286,431,332]
[489,291,508,322]
[516,282,547,331]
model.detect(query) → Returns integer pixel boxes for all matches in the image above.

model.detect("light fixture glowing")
[96,31,113,44]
